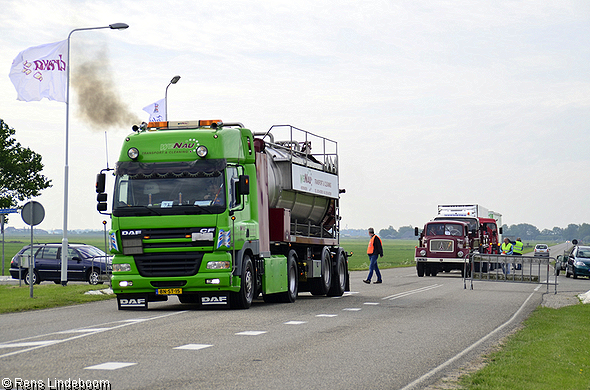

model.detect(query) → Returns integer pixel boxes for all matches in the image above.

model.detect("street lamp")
[165,75,181,120]
[61,23,129,286]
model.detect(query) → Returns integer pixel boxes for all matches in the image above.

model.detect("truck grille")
[121,227,215,256]
[134,252,204,277]
[429,239,454,253]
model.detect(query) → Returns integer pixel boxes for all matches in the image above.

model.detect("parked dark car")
[565,245,590,279]
[9,243,112,285]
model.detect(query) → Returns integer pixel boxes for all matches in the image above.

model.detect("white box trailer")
[437,204,489,219]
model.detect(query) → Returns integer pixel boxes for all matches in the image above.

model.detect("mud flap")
[117,294,149,310]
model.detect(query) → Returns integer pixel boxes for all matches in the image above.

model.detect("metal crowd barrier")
[463,253,557,294]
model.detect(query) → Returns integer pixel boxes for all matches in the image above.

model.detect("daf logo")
[122,230,142,236]
[120,298,146,306]
[199,228,215,234]
[201,296,228,305]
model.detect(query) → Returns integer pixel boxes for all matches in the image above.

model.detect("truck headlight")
[420,250,427,256]
[196,145,208,158]
[127,147,139,160]
[206,261,230,269]
[457,251,464,257]
[113,264,131,272]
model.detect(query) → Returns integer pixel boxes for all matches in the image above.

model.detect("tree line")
[342,223,590,243]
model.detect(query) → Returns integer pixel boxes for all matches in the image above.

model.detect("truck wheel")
[417,263,424,277]
[231,256,255,309]
[278,250,299,303]
[328,249,347,296]
[309,246,332,296]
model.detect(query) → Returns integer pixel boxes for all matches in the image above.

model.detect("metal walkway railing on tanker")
[463,253,557,294]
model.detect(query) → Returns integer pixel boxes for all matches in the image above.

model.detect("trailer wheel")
[278,250,299,303]
[327,248,347,297]
[309,246,332,296]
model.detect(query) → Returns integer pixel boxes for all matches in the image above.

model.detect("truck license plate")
[156,288,182,295]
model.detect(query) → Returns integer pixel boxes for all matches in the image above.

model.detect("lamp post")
[165,75,180,120]
[61,23,129,286]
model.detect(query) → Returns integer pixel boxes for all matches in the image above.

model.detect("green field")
[340,238,416,271]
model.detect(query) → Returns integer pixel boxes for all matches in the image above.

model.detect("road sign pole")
[1,215,4,276]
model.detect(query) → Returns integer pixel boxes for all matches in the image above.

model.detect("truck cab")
[414,220,470,277]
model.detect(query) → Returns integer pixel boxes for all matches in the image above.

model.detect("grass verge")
[459,303,590,390]
[0,284,114,314]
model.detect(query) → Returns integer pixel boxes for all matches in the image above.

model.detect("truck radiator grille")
[429,239,454,252]
[121,227,215,256]
[134,252,203,277]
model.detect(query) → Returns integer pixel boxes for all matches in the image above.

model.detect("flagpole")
[61,23,128,286]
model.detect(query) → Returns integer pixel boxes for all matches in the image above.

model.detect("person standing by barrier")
[363,227,383,284]
[501,238,513,274]
[513,238,523,270]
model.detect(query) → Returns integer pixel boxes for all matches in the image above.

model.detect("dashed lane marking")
[85,362,137,370]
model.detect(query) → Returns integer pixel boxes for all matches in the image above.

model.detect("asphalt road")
[7,253,588,390]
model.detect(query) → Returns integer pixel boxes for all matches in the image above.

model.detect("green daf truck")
[96,120,348,309]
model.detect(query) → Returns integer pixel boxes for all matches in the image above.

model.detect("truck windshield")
[112,160,227,216]
[434,217,477,232]
[426,223,464,237]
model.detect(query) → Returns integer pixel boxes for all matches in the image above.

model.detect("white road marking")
[316,314,338,317]
[0,341,59,348]
[0,311,187,359]
[85,362,137,370]
[364,302,380,305]
[284,321,307,325]
[174,344,213,350]
[382,284,442,301]
[235,331,267,336]
[343,308,361,311]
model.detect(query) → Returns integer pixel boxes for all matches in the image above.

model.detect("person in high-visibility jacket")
[500,238,513,274]
[363,227,384,284]
[501,238,514,255]
[513,238,523,270]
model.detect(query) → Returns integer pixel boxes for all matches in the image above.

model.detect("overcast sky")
[1,0,589,233]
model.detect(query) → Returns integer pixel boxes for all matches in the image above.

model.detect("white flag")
[143,98,166,122]
[9,40,68,102]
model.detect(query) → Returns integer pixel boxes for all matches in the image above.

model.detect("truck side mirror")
[238,175,250,195]
[414,227,419,236]
[96,173,106,193]
[499,227,503,235]
[97,193,108,212]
